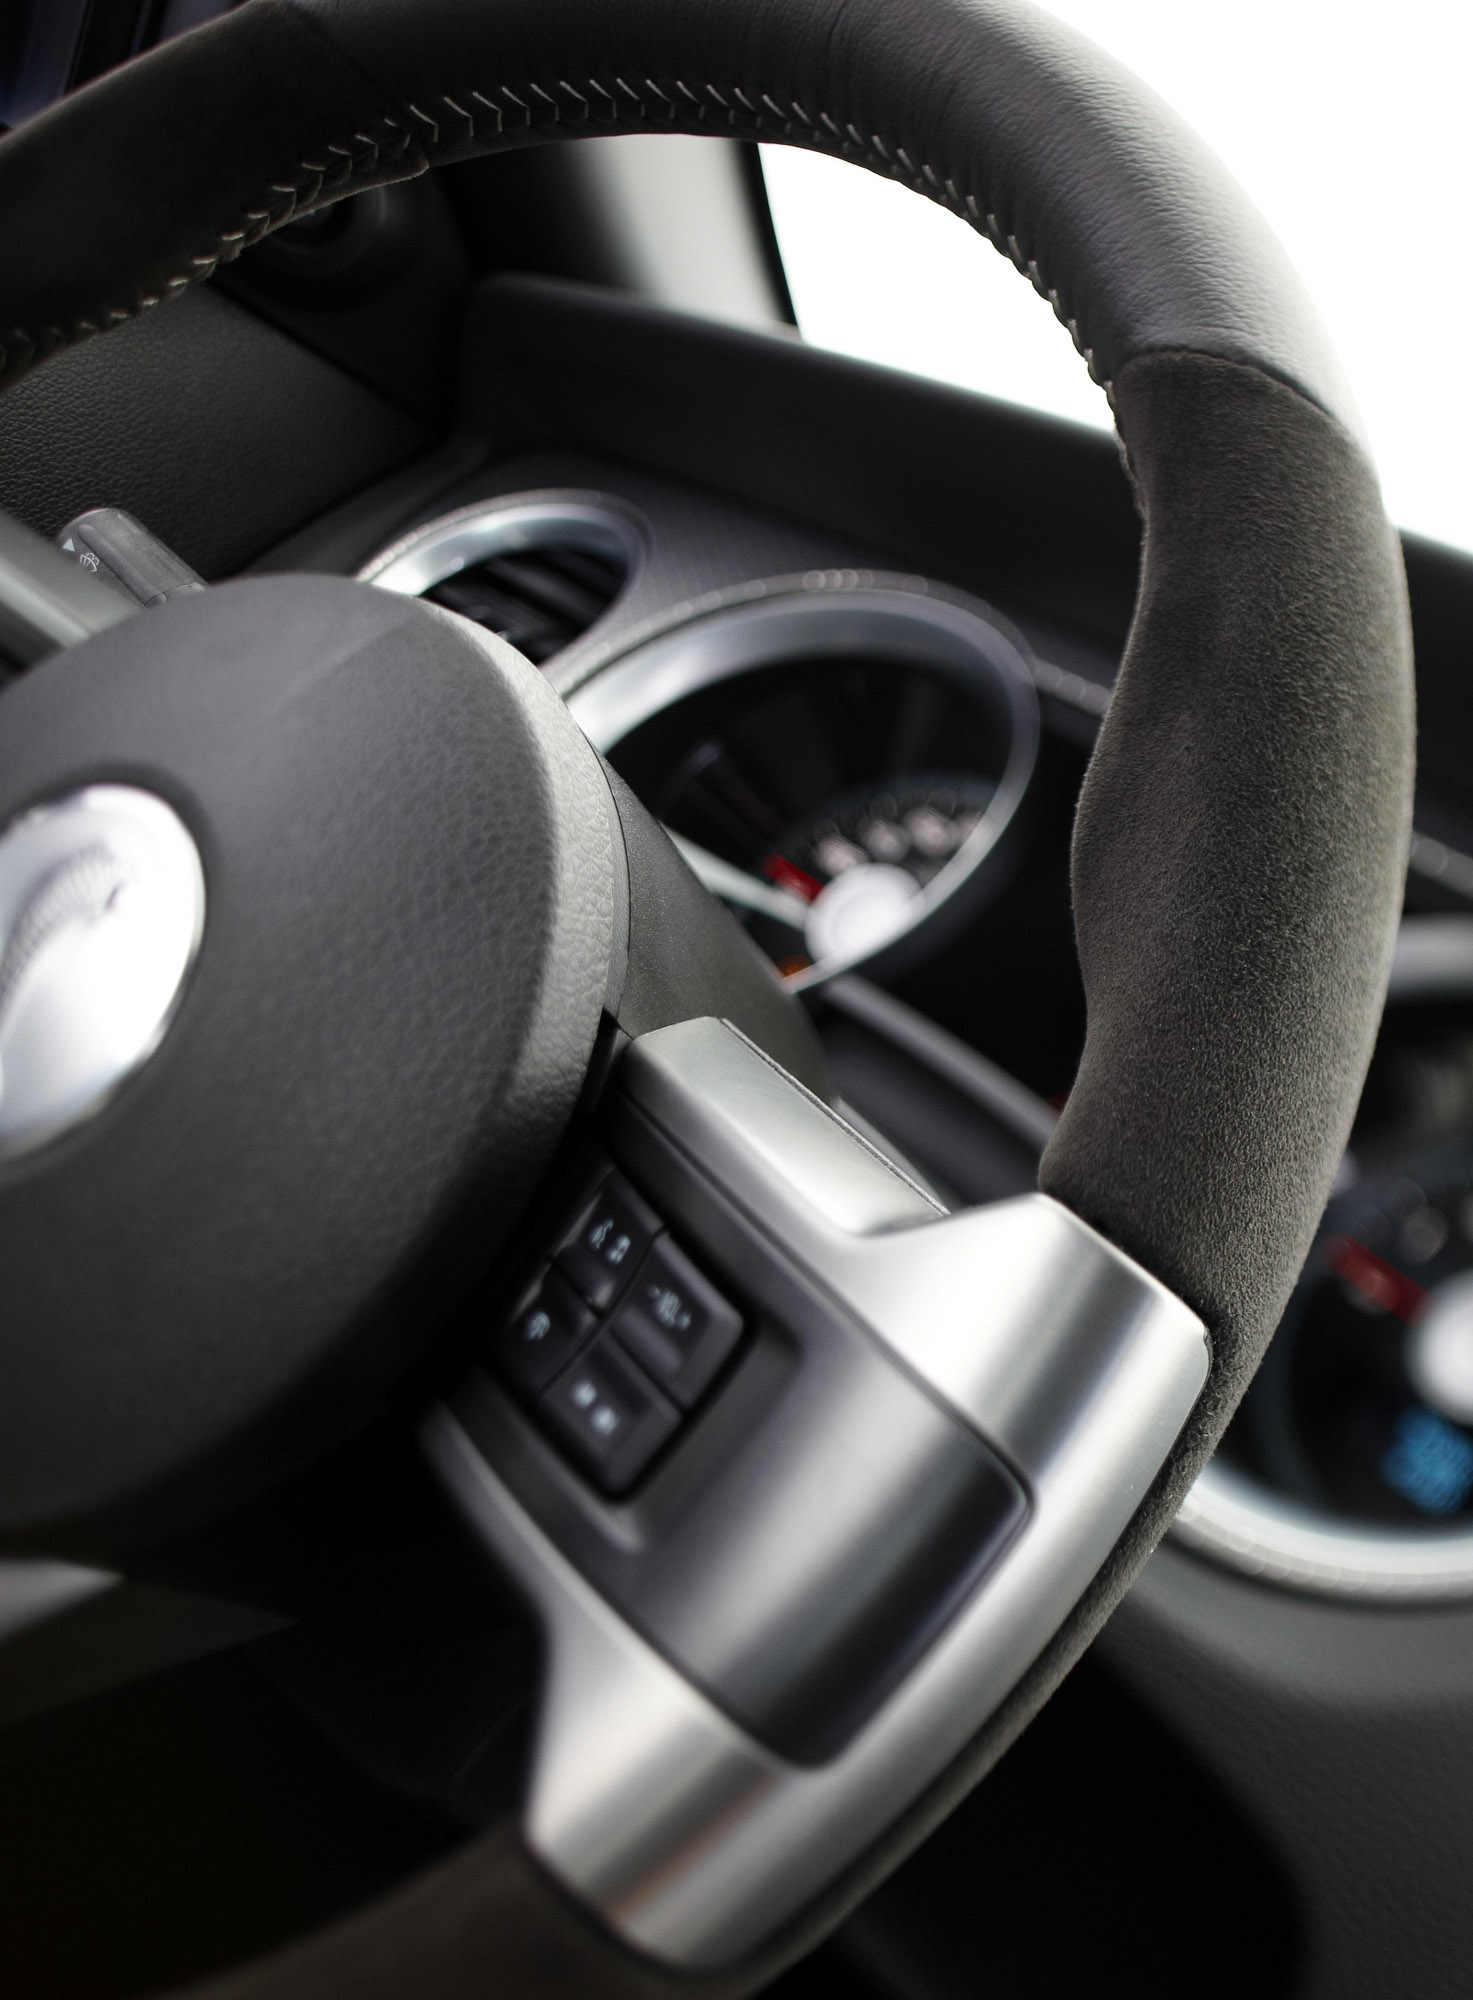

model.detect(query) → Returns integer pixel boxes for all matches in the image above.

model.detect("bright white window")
[762,2,1473,555]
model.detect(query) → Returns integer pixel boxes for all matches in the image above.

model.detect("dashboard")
[3,151,1473,2000]
[315,318,1473,1589]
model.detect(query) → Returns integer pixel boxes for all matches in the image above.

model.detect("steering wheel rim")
[0,0,1413,1994]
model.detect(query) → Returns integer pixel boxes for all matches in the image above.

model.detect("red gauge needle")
[1325,1235,1428,1321]
[762,852,824,903]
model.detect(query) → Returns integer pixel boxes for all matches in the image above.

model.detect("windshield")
[762,1,1473,555]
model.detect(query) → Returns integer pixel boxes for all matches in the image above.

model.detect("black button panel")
[483,1157,745,1493]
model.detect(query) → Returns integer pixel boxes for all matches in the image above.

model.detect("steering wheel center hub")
[0,576,617,1550]
[0,784,205,1162]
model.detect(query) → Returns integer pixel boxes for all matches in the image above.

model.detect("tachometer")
[1232,1146,1473,1522]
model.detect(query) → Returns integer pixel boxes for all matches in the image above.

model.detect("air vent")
[421,542,626,664]
[360,498,639,666]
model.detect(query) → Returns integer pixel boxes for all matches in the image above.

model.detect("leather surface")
[293,0,1362,435]
[0,0,1359,431]
[0,4,389,394]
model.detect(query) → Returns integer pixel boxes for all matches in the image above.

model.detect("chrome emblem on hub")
[0,787,205,1160]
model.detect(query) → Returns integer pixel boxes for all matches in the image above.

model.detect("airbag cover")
[0,577,617,1548]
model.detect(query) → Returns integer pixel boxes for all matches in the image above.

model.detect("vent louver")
[424,543,627,664]
[359,498,639,668]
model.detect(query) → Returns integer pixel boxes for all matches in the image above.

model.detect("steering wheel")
[0,1,1412,1994]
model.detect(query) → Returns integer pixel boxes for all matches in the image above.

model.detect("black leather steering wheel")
[0,2,1413,1995]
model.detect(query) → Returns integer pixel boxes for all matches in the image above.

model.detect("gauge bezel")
[1174,1459,1473,1600]
[358,491,644,608]
[566,585,1041,990]
[1176,913,1473,1599]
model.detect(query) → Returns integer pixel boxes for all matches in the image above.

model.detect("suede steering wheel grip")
[0,0,1413,1993]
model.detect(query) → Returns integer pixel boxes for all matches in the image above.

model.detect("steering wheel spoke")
[429,1015,1206,1965]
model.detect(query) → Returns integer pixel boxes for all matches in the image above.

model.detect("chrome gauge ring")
[1177,915,1473,1599]
[567,583,1041,990]
[360,493,644,666]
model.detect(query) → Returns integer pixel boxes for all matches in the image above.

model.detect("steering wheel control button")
[540,1334,679,1494]
[610,1238,743,1408]
[0,785,205,1162]
[555,1171,660,1310]
[491,1269,596,1397]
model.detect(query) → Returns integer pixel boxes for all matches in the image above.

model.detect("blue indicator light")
[1382,1406,1473,1516]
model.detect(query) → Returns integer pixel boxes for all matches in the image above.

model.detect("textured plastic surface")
[0,576,617,1548]
[0,288,427,577]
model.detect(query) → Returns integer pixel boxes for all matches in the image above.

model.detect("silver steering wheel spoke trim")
[427,1019,1208,1969]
